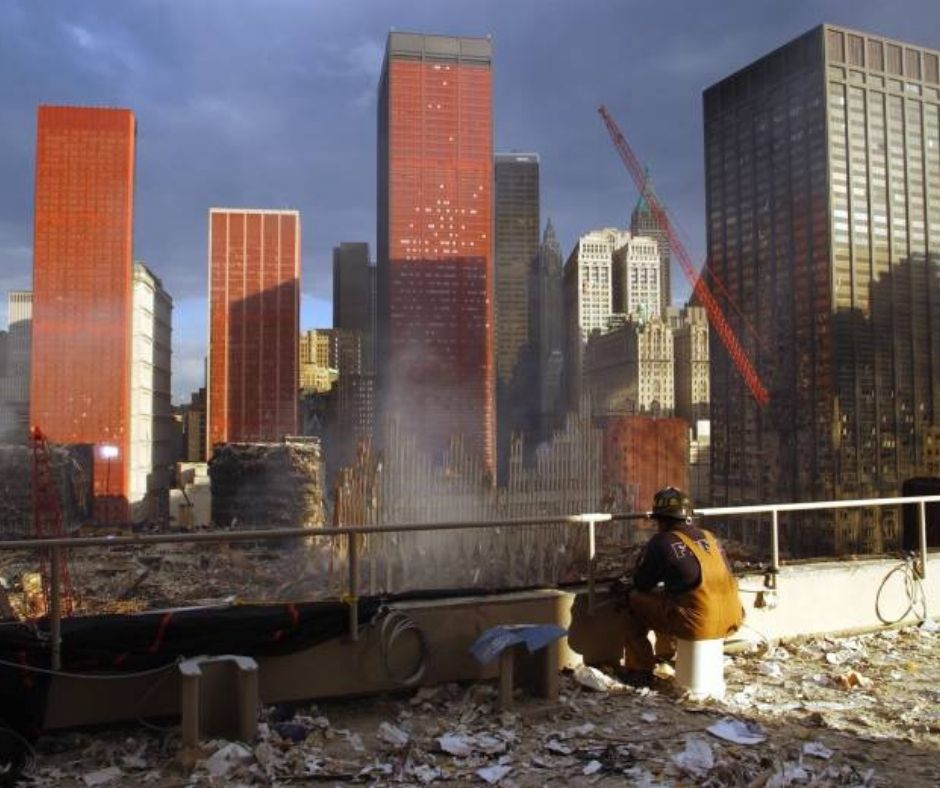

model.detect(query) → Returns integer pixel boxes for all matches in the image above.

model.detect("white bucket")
[675,637,726,698]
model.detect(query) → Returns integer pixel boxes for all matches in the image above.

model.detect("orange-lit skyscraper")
[377,32,495,474]
[31,106,136,521]
[207,209,300,451]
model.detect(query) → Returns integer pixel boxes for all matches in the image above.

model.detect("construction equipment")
[31,426,74,619]
[598,105,770,406]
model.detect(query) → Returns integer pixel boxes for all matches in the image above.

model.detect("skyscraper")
[611,236,661,322]
[130,263,173,521]
[333,242,375,371]
[495,153,540,383]
[562,228,629,408]
[31,106,136,521]
[494,153,540,471]
[629,172,672,315]
[671,306,710,424]
[705,25,940,549]
[207,209,300,450]
[529,220,565,440]
[0,291,31,443]
[377,32,495,474]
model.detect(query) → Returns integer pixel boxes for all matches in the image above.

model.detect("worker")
[619,486,743,686]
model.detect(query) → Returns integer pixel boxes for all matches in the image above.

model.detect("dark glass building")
[529,220,565,442]
[494,153,540,471]
[705,25,940,552]
[332,242,375,372]
[377,32,495,475]
[495,153,540,384]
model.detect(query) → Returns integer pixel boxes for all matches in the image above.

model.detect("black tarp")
[0,598,381,739]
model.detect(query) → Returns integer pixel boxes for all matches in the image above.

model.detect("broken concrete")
[0,443,90,538]
[16,623,940,786]
[209,441,324,530]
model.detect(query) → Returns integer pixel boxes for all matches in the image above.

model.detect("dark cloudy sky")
[1,0,937,400]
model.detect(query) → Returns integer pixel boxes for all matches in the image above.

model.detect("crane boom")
[598,105,770,406]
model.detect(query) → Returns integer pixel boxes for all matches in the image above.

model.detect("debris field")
[13,622,940,787]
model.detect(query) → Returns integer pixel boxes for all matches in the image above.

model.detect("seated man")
[621,486,743,686]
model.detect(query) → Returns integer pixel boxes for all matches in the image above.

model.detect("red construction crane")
[597,105,770,406]
[31,426,74,617]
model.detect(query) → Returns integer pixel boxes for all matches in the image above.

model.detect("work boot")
[615,667,654,688]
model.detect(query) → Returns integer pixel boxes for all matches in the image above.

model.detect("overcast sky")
[1,0,938,401]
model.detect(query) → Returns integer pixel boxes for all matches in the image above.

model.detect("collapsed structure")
[0,443,89,539]
[209,440,324,529]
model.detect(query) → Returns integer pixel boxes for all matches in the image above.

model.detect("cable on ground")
[875,553,928,626]
[377,608,429,686]
[0,656,182,680]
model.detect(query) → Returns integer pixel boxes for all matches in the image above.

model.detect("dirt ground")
[9,622,939,787]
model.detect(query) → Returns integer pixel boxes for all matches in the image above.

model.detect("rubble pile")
[17,623,940,786]
[209,441,324,530]
[0,539,343,616]
[0,444,89,539]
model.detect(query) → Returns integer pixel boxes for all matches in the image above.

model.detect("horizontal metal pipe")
[0,513,626,551]
[698,495,940,516]
[0,495,937,553]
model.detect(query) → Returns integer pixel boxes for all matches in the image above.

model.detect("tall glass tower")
[377,32,495,475]
[704,25,940,552]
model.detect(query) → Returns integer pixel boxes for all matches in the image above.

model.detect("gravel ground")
[9,621,940,787]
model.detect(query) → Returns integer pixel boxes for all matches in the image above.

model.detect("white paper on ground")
[671,737,714,776]
[802,741,834,759]
[706,717,767,745]
[82,767,124,787]
[477,764,512,784]
[377,722,410,748]
[583,759,603,775]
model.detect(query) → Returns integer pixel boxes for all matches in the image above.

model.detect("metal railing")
[1,495,938,669]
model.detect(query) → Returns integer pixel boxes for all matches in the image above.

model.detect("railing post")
[588,518,597,613]
[50,545,62,671]
[917,500,928,580]
[347,530,359,641]
[767,509,780,591]
[566,513,612,613]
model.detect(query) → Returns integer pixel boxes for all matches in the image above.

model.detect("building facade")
[377,32,495,474]
[129,263,173,522]
[629,173,672,315]
[207,209,300,450]
[299,328,362,393]
[182,387,207,463]
[494,153,540,472]
[611,235,661,321]
[529,220,565,441]
[333,242,375,372]
[601,415,689,514]
[31,106,136,521]
[583,318,674,416]
[0,291,31,443]
[705,25,940,552]
[562,228,630,408]
[671,305,710,423]
[494,153,540,384]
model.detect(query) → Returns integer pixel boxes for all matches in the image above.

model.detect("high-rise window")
[31,106,136,521]
[377,33,495,474]
[207,210,300,449]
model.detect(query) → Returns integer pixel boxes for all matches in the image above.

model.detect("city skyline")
[0,2,938,401]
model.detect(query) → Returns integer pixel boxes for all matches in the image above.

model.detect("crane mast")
[597,105,770,406]
[31,426,74,618]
